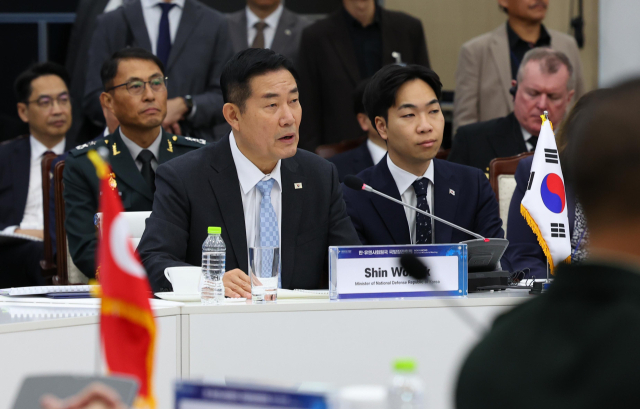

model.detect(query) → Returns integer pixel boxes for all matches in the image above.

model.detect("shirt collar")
[29,135,65,160]
[342,3,380,28]
[506,21,551,48]
[246,3,284,31]
[119,127,162,161]
[387,154,434,196]
[141,0,185,9]
[366,139,387,165]
[229,131,282,195]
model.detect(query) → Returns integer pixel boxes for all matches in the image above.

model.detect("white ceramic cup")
[164,266,201,294]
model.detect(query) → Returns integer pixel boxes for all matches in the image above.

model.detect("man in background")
[329,79,387,182]
[449,48,574,175]
[297,0,430,152]
[226,0,310,67]
[453,0,583,134]
[84,0,234,142]
[0,63,71,287]
[456,78,640,409]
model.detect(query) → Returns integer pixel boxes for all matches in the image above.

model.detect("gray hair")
[516,47,575,91]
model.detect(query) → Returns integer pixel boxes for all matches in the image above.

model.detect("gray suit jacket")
[226,7,310,67]
[137,135,360,293]
[453,24,584,135]
[83,0,234,142]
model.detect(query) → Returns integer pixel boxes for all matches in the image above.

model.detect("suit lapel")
[271,8,294,55]
[370,158,411,244]
[122,1,152,51]
[328,11,360,86]
[208,137,248,272]
[380,8,400,65]
[357,141,375,168]
[280,157,305,289]
[12,137,31,220]
[433,160,460,244]
[167,0,202,70]
[488,24,514,111]
[229,10,249,53]
[487,113,527,158]
[109,130,154,201]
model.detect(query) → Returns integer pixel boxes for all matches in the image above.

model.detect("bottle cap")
[208,226,221,235]
[393,358,416,372]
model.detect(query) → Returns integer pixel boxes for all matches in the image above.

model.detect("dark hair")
[100,47,165,90]
[353,80,370,115]
[14,62,70,103]
[565,79,640,226]
[220,48,299,112]
[363,64,442,126]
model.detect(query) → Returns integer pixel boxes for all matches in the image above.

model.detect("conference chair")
[435,148,450,160]
[489,152,534,234]
[53,161,88,285]
[315,135,366,159]
[40,152,58,283]
[94,211,151,249]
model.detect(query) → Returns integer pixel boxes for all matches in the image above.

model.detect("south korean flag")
[520,114,571,274]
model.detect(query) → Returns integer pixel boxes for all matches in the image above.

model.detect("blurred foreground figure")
[40,382,126,409]
[456,79,640,408]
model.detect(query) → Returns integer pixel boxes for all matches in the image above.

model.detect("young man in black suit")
[342,65,507,258]
[0,63,71,287]
[297,0,430,152]
[456,78,640,409]
[449,48,575,175]
[328,79,387,182]
[137,49,361,296]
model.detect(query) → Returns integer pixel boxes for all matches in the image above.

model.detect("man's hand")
[40,382,126,409]
[162,97,188,135]
[15,229,44,239]
[223,268,252,299]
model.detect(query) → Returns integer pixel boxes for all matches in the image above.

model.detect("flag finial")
[87,148,110,180]
[544,110,549,121]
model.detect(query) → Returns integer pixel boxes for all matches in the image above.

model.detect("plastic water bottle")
[201,226,226,305]
[388,359,425,409]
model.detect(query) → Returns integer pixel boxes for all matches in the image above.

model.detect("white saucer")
[155,292,200,302]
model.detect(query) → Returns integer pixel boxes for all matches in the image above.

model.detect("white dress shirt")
[367,139,387,165]
[521,126,536,152]
[387,155,435,244]
[104,0,124,13]
[119,128,162,172]
[140,0,185,55]
[246,3,284,49]
[229,132,282,251]
[3,136,65,233]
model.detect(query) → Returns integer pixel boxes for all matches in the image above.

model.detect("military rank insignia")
[167,140,174,152]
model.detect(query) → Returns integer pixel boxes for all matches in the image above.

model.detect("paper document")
[0,285,97,297]
[0,231,43,245]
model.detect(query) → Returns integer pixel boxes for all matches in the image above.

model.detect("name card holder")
[329,244,467,300]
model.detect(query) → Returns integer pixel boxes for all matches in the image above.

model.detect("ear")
[356,113,370,132]
[497,0,509,9]
[566,89,575,104]
[17,102,29,123]
[100,92,115,117]
[374,116,389,142]
[222,103,241,132]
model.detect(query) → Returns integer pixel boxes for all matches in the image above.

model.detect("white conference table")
[0,290,533,409]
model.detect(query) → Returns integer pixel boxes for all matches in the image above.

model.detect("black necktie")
[157,3,177,67]
[138,149,156,193]
[412,179,432,244]
[527,135,538,151]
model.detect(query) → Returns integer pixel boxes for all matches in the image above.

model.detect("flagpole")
[546,262,550,283]
[94,146,110,376]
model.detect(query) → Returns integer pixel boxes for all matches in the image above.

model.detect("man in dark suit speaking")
[342,65,506,252]
[138,49,360,296]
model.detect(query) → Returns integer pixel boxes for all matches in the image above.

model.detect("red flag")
[88,150,156,409]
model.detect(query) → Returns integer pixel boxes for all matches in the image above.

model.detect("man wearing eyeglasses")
[0,62,71,287]
[63,48,205,280]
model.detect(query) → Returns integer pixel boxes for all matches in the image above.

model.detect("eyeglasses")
[107,77,168,96]
[27,93,71,110]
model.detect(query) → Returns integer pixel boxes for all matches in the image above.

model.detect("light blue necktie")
[256,179,280,287]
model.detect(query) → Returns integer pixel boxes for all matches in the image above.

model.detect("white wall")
[599,0,640,87]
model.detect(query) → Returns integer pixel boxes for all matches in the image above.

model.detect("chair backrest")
[95,211,152,249]
[489,152,534,234]
[435,148,451,160]
[40,152,58,283]
[315,135,366,159]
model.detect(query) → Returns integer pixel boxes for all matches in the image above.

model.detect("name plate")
[329,244,467,300]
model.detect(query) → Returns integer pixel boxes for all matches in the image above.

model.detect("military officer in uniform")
[63,48,205,279]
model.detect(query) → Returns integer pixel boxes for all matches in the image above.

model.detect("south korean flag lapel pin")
[294,183,303,189]
[449,188,455,196]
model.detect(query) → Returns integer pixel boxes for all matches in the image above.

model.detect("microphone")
[344,175,485,240]
[400,253,429,279]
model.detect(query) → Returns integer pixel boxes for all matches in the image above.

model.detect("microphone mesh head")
[344,175,365,191]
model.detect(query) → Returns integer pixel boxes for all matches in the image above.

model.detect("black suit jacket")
[328,141,375,183]
[297,8,430,151]
[448,112,528,174]
[83,0,234,142]
[137,135,361,293]
[343,157,506,245]
[63,129,205,278]
[456,262,640,409]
